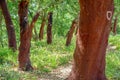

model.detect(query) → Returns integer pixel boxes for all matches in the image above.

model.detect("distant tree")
[112,14,118,35]
[66,18,77,46]
[47,12,53,44]
[18,0,39,71]
[39,15,46,40]
[68,0,114,80]
[0,0,17,50]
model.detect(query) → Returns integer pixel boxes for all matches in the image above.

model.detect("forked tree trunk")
[0,0,17,50]
[68,0,114,80]
[66,19,77,46]
[47,12,53,44]
[18,0,32,71]
[39,17,46,40]
[18,0,39,71]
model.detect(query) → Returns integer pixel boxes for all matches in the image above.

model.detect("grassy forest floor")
[0,34,120,80]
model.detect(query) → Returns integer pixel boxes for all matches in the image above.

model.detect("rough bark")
[18,0,39,71]
[66,19,77,46]
[68,0,114,80]
[0,0,17,50]
[39,17,46,40]
[47,12,53,44]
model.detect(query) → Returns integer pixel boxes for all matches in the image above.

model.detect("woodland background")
[0,0,120,80]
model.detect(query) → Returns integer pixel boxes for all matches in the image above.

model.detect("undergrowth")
[0,35,120,80]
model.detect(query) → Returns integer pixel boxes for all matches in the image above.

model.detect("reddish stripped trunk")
[18,0,39,71]
[39,17,46,40]
[0,0,17,50]
[47,12,53,44]
[18,0,32,71]
[66,19,77,46]
[68,0,114,80]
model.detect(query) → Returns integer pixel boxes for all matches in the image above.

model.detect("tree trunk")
[47,12,53,44]
[66,19,77,46]
[18,0,39,71]
[68,0,114,80]
[112,16,118,35]
[0,0,17,50]
[39,17,46,40]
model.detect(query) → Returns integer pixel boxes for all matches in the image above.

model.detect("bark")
[39,17,46,40]
[0,0,17,50]
[47,12,53,44]
[68,0,114,80]
[18,0,39,71]
[66,19,77,46]
[18,0,32,71]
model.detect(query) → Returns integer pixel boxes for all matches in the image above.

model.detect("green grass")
[30,36,75,72]
[106,35,120,80]
[0,35,120,80]
[0,36,76,79]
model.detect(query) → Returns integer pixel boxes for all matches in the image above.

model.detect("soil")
[40,64,72,80]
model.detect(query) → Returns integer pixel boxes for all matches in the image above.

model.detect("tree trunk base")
[68,67,107,80]
[19,61,33,71]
